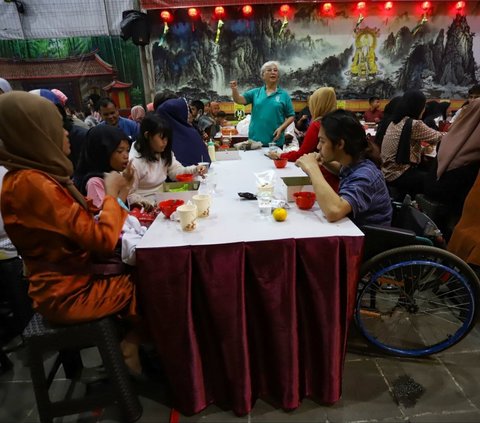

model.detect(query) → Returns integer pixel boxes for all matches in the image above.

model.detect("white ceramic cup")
[177,203,198,231]
[192,194,211,218]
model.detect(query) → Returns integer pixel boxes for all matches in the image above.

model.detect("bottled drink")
[208,139,216,162]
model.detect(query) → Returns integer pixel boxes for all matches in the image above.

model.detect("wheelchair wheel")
[355,245,480,356]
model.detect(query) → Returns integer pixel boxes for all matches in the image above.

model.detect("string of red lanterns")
[159,2,468,25]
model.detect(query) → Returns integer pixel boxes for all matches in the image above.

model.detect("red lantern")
[214,6,225,18]
[421,1,431,11]
[323,3,332,12]
[357,1,366,10]
[187,8,199,18]
[456,1,465,10]
[280,4,290,16]
[385,1,393,10]
[160,10,172,23]
[242,4,253,17]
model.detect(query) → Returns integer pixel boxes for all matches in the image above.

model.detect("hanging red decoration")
[187,8,199,18]
[242,5,253,17]
[421,1,431,11]
[160,10,172,23]
[357,1,366,10]
[280,4,290,16]
[455,1,465,10]
[214,6,225,18]
[385,2,393,10]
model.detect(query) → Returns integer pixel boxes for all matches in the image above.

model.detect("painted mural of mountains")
[383,14,476,91]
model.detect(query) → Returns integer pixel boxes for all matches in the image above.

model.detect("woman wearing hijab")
[0,92,141,372]
[381,90,443,198]
[269,87,340,191]
[0,78,12,94]
[75,125,131,208]
[374,96,401,147]
[156,98,210,166]
[425,98,480,215]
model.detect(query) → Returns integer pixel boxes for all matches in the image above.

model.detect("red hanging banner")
[140,0,289,9]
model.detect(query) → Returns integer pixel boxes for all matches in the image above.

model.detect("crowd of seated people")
[2,75,480,380]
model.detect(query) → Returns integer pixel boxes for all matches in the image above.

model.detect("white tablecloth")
[137,149,363,249]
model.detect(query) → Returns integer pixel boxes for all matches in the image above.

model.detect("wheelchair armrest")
[361,224,417,261]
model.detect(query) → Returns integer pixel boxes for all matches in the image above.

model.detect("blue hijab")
[156,98,210,166]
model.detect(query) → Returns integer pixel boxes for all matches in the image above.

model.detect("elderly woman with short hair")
[230,61,295,147]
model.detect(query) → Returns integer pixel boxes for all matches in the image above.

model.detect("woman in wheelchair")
[296,109,392,227]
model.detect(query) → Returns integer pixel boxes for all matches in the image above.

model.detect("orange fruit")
[273,208,287,222]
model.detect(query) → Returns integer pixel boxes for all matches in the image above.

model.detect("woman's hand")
[272,127,283,141]
[267,151,281,160]
[229,81,238,90]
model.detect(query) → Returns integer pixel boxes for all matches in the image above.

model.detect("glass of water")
[257,191,272,216]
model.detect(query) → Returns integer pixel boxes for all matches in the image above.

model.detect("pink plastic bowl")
[293,192,316,210]
[158,199,185,218]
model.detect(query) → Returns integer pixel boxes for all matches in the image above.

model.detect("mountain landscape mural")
[149,3,480,101]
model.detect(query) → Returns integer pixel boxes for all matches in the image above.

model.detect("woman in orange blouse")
[0,92,140,372]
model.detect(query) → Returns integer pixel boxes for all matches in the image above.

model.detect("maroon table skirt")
[136,235,364,416]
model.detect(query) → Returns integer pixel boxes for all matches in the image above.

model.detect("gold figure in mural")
[351,28,378,78]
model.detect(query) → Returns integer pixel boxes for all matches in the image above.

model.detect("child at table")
[128,113,207,206]
[75,125,133,209]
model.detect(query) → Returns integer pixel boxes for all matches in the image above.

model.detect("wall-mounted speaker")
[120,10,150,46]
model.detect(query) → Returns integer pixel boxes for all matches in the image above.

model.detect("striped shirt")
[339,159,392,227]
[381,117,443,182]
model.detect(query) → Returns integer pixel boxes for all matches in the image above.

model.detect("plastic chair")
[23,313,142,423]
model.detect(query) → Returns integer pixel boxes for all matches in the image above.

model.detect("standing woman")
[381,90,443,198]
[0,92,141,372]
[230,61,295,147]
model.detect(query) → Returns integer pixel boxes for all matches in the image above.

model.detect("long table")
[135,149,364,416]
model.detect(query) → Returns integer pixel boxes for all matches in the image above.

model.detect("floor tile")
[177,404,249,422]
[0,381,37,423]
[375,356,475,417]
[409,410,480,422]
[325,358,404,423]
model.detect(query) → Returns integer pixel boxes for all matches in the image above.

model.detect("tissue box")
[156,181,200,202]
[215,149,241,161]
[279,176,313,202]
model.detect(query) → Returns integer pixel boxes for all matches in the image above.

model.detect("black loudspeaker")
[120,10,150,46]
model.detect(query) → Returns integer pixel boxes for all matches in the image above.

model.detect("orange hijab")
[0,91,87,209]
[309,87,337,121]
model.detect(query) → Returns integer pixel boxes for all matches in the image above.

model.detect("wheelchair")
[355,198,480,357]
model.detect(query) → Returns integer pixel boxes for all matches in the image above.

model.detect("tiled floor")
[1,324,480,423]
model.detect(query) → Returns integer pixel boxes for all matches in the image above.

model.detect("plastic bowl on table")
[293,192,316,210]
[274,158,288,169]
[176,174,194,182]
[158,199,185,219]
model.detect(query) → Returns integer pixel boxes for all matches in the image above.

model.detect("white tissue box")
[215,149,241,161]
[279,176,314,202]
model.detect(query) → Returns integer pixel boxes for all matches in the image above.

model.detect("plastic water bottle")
[208,139,216,162]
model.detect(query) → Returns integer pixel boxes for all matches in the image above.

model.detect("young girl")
[75,125,132,209]
[128,113,206,206]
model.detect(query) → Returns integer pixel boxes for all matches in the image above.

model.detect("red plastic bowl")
[176,174,194,182]
[158,199,185,218]
[293,192,316,210]
[138,214,155,228]
[274,158,288,169]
